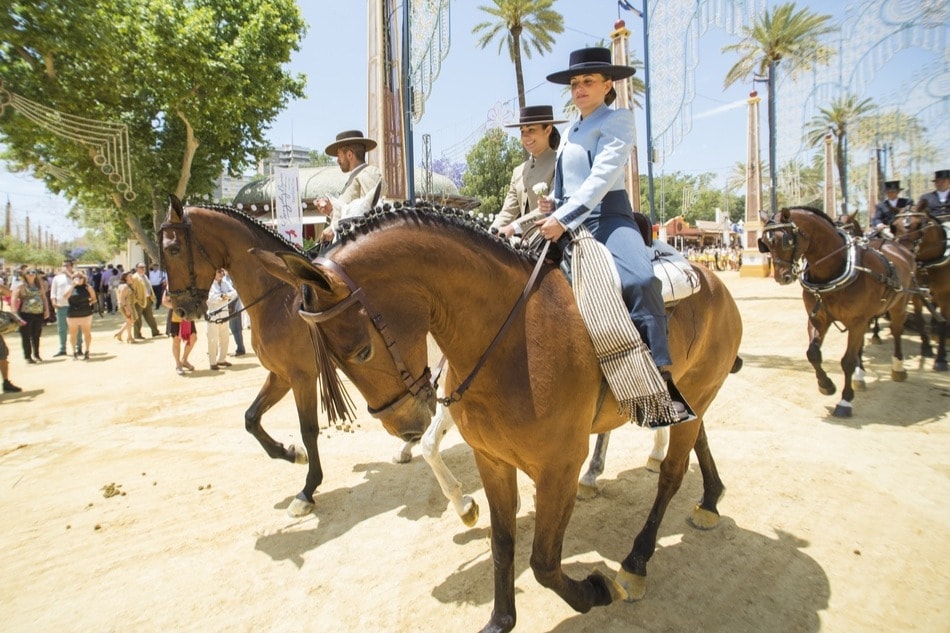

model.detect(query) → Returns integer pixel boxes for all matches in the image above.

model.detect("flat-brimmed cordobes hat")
[933,169,950,180]
[884,180,902,192]
[325,130,377,155]
[504,105,568,128]
[546,47,636,85]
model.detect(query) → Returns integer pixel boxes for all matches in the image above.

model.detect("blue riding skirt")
[582,191,670,368]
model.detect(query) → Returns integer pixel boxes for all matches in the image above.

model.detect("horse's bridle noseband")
[297,257,436,419]
[159,219,213,311]
[759,219,806,274]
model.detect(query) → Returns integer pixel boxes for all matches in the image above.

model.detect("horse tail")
[730,356,743,374]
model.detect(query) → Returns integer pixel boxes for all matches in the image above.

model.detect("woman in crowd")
[13,269,50,363]
[113,272,136,343]
[163,293,197,375]
[60,270,97,360]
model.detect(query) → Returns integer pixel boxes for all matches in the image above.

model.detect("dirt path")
[1,271,948,632]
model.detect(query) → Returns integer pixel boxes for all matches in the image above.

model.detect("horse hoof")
[460,498,479,527]
[832,404,853,418]
[819,384,836,396]
[870,335,883,344]
[645,456,663,473]
[615,568,646,602]
[577,482,599,500]
[290,444,309,465]
[287,497,315,517]
[934,361,948,372]
[853,380,866,392]
[593,570,628,603]
[392,450,412,464]
[690,505,720,530]
[891,370,908,382]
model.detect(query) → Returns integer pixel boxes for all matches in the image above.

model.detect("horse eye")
[355,346,372,363]
[301,284,314,307]
[167,245,181,256]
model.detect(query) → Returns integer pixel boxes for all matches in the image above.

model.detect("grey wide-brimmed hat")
[884,180,902,191]
[546,47,636,85]
[325,130,378,155]
[503,105,568,128]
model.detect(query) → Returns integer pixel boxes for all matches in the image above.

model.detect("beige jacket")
[491,147,556,232]
[328,163,385,230]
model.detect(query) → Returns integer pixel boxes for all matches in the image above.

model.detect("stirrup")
[665,375,697,424]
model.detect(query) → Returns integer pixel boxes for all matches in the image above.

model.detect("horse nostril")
[173,307,187,319]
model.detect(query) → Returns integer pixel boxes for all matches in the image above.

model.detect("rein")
[298,240,551,416]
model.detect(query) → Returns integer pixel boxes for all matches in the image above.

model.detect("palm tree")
[472,0,564,110]
[804,94,876,208]
[723,2,837,213]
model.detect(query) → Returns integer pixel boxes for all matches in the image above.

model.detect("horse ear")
[167,194,184,223]
[276,251,338,293]
[248,248,337,294]
[248,248,301,288]
[371,181,382,208]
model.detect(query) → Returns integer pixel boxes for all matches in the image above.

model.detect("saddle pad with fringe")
[571,226,678,428]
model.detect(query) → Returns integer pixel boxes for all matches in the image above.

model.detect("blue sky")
[1,0,944,240]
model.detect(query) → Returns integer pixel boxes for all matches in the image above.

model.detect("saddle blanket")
[650,240,702,305]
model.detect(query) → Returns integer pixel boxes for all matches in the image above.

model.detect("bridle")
[759,218,806,275]
[297,257,436,419]
[159,213,281,321]
[297,242,551,419]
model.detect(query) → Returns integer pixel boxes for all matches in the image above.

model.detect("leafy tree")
[0,0,305,261]
[308,151,337,167]
[473,0,564,110]
[460,128,524,217]
[804,94,876,205]
[723,2,836,213]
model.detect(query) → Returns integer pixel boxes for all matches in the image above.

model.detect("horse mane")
[783,205,838,229]
[182,201,304,253]
[333,201,542,265]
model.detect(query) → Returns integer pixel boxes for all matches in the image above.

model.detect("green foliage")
[0,0,306,261]
[460,128,524,217]
[309,151,336,167]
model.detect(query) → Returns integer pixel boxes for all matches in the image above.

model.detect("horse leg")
[617,418,700,601]
[889,303,908,383]
[833,328,866,418]
[646,427,669,473]
[870,317,882,344]
[806,319,836,395]
[392,438,418,464]
[288,379,323,517]
[244,373,295,463]
[531,464,625,613]
[578,432,609,499]
[690,421,724,529]
[916,297,934,359]
[420,403,479,526]
[472,451,519,633]
[853,343,867,391]
[934,319,948,371]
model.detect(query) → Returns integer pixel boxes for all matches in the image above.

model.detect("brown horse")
[758,206,917,417]
[890,201,950,371]
[253,203,742,632]
[159,196,329,517]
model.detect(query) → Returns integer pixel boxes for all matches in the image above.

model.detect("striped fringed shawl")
[570,226,678,428]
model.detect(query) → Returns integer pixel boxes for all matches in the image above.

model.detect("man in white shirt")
[148,264,166,310]
[49,260,81,357]
[206,268,238,370]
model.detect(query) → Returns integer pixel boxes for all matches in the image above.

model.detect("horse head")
[890,199,931,253]
[251,247,432,443]
[758,208,803,285]
[834,211,863,238]
[159,195,213,320]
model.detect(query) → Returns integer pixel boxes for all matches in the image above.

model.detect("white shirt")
[49,271,71,308]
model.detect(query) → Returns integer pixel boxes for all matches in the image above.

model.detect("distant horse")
[890,201,949,371]
[254,203,742,632]
[159,196,477,523]
[758,206,917,417]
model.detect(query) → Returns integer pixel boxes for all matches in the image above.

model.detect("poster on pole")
[272,166,303,249]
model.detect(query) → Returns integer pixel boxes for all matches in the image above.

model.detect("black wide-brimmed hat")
[933,169,950,180]
[546,47,636,85]
[884,180,902,191]
[325,130,377,155]
[503,105,568,128]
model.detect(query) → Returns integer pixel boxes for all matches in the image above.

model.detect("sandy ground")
[0,271,948,633]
